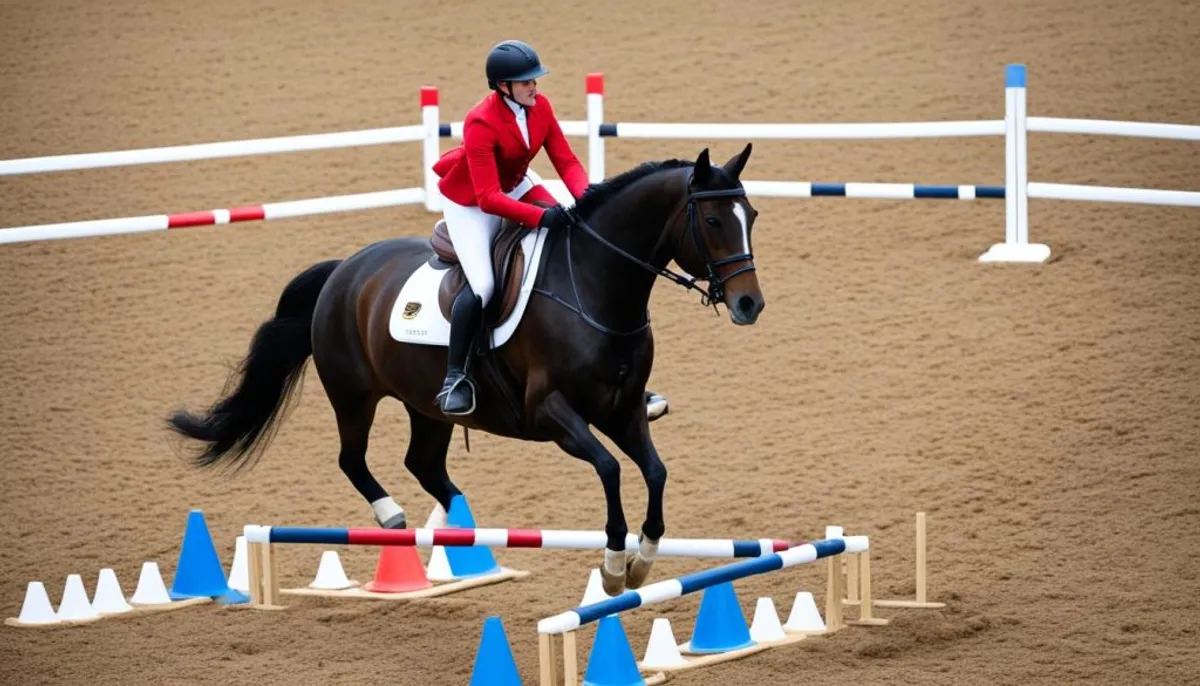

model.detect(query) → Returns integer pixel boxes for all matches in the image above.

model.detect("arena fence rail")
[2,65,1197,262]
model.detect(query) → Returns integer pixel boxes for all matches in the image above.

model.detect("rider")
[431,39,669,421]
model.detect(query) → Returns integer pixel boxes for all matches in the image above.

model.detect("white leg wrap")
[638,536,659,563]
[604,547,626,576]
[370,497,404,524]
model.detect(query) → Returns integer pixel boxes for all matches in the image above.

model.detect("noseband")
[533,179,756,336]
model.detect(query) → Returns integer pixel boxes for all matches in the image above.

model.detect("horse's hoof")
[625,554,653,589]
[600,564,627,597]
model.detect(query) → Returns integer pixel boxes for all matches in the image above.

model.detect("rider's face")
[506,79,538,107]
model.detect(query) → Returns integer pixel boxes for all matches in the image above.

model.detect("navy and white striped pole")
[741,181,1004,199]
[537,535,869,635]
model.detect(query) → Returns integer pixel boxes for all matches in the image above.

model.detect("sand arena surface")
[2,0,1199,684]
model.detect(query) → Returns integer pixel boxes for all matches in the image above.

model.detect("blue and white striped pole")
[537,535,869,635]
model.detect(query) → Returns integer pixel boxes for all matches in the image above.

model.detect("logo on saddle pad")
[388,219,549,348]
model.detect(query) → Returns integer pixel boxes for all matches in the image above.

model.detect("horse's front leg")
[602,411,666,590]
[537,392,631,596]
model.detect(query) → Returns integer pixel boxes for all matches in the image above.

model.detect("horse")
[166,143,765,595]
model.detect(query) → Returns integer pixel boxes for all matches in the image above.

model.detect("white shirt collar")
[502,94,530,146]
[502,95,526,118]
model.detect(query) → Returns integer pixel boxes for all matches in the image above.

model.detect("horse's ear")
[692,148,713,186]
[723,142,752,180]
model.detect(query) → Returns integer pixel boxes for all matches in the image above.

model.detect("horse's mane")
[572,158,695,218]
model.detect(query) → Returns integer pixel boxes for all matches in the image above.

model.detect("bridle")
[680,184,757,307]
[532,175,756,336]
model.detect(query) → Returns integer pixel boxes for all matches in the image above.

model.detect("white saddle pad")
[388,227,549,349]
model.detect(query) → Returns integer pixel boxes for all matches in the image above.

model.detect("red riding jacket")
[434,91,590,228]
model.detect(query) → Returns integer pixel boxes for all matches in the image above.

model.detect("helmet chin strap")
[497,82,535,108]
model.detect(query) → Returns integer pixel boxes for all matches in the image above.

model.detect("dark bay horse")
[166,144,765,595]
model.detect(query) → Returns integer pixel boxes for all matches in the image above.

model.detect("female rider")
[432,39,668,422]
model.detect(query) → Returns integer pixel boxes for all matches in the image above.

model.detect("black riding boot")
[437,285,484,416]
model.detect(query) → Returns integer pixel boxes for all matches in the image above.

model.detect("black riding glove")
[538,204,573,231]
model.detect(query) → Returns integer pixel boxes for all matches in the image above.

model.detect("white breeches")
[441,173,536,307]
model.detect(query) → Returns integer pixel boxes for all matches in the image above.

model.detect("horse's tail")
[166,259,343,472]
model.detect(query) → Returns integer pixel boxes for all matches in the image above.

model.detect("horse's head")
[670,144,765,325]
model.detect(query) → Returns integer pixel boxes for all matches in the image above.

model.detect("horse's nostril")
[737,295,755,313]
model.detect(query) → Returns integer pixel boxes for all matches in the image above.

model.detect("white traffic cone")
[308,551,355,590]
[56,574,101,622]
[640,617,688,670]
[91,568,133,615]
[749,597,787,642]
[580,568,615,606]
[783,591,826,633]
[129,562,172,606]
[227,536,250,594]
[6,581,59,626]
[423,502,457,582]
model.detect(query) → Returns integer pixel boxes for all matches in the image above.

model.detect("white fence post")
[421,86,442,213]
[586,73,605,183]
[979,63,1050,263]
[1005,65,1021,247]
[1014,64,1031,247]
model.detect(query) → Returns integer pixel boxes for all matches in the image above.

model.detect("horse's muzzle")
[729,293,764,325]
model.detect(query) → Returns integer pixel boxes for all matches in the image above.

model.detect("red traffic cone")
[363,546,432,593]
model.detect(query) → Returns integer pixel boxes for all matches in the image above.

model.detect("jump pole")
[239,525,799,610]
[242,524,796,558]
[536,535,870,686]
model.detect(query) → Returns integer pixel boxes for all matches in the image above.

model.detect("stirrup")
[437,373,477,415]
[646,392,669,422]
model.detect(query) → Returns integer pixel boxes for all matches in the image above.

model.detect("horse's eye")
[705,216,719,227]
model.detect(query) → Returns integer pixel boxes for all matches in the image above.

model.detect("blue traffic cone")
[169,509,232,600]
[469,616,522,686]
[686,581,756,653]
[445,494,501,578]
[583,615,645,686]
[216,588,251,605]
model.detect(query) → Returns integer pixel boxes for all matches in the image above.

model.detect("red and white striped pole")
[420,85,442,212]
[245,524,795,559]
[0,188,426,245]
[586,73,605,183]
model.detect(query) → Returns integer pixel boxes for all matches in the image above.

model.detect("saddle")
[429,201,549,327]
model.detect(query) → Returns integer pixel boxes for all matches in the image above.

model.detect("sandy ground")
[2,0,1199,684]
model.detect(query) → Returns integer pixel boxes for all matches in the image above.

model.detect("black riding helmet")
[486,40,550,90]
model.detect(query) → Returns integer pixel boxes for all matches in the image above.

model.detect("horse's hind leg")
[330,390,408,528]
[401,403,461,516]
